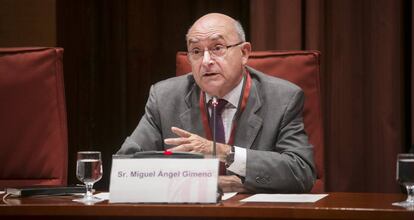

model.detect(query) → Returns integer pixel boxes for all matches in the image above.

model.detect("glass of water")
[392,153,414,208]
[73,151,103,204]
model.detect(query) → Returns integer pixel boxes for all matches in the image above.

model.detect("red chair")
[0,47,68,188]
[176,51,325,193]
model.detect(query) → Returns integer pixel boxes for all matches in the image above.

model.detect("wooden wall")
[0,0,56,47]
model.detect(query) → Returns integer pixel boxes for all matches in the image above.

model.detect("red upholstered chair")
[0,47,68,188]
[176,51,325,193]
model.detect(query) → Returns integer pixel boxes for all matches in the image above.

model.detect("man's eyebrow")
[188,38,200,44]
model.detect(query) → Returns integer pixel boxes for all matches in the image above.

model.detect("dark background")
[0,0,413,193]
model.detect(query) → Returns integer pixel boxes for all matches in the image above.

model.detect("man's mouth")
[202,72,219,77]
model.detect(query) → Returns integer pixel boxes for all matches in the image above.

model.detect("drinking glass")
[392,153,414,208]
[73,151,103,204]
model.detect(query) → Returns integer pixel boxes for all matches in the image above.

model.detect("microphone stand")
[211,97,223,202]
[211,96,218,157]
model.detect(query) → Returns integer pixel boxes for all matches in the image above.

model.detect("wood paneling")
[250,0,409,193]
[0,0,56,47]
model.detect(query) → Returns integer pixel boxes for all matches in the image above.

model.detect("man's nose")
[201,50,214,66]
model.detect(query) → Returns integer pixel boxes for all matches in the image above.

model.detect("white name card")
[109,157,219,203]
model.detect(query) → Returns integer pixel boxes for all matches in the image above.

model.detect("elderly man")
[117,13,316,193]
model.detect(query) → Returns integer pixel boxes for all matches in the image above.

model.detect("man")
[117,13,316,193]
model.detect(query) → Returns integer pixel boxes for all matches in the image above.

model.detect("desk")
[0,192,413,220]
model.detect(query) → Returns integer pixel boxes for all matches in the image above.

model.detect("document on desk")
[222,192,237,200]
[94,192,110,201]
[241,194,328,203]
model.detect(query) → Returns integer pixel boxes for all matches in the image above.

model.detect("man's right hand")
[219,175,248,193]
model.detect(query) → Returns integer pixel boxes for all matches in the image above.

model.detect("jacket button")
[255,176,271,184]
[255,176,264,184]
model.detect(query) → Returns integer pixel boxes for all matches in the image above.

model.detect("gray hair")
[235,20,246,42]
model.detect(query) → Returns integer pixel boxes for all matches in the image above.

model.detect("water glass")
[73,151,103,204]
[392,153,414,208]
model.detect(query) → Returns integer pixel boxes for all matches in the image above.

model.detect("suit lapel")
[234,78,263,149]
[178,73,264,146]
[179,83,205,137]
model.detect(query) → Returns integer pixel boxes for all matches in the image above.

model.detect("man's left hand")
[164,127,230,161]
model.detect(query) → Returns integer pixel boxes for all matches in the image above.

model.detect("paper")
[94,192,110,200]
[240,194,328,203]
[222,192,237,200]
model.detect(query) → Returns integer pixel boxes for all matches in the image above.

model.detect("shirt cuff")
[227,146,246,177]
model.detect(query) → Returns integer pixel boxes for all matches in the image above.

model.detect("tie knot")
[209,98,227,114]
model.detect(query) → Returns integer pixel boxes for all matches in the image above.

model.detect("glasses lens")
[188,49,201,60]
[188,43,241,61]
[211,45,226,57]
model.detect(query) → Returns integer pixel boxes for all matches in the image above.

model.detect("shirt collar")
[205,76,244,108]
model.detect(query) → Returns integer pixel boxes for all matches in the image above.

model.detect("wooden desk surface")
[0,192,413,220]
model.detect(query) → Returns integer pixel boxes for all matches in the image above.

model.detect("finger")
[171,126,192,138]
[164,137,189,145]
[169,144,192,152]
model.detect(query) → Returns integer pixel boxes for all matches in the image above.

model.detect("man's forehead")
[187,33,226,44]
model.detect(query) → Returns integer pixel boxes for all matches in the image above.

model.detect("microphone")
[211,96,218,157]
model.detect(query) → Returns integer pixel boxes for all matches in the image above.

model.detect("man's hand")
[219,175,248,193]
[165,127,246,192]
[164,127,231,161]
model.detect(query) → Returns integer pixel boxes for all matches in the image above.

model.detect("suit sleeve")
[116,85,164,155]
[244,90,316,193]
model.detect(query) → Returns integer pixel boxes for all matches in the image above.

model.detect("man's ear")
[241,42,251,65]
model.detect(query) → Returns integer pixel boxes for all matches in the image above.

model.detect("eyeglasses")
[187,42,244,61]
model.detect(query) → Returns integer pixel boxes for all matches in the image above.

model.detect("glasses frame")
[187,41,244,61]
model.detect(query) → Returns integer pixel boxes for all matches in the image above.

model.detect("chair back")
[176,50,325,193]
[0,47,68,188]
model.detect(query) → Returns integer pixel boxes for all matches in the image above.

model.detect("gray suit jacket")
[117,66,316,193]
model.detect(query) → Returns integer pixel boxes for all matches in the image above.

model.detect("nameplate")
[109,157,219,203]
